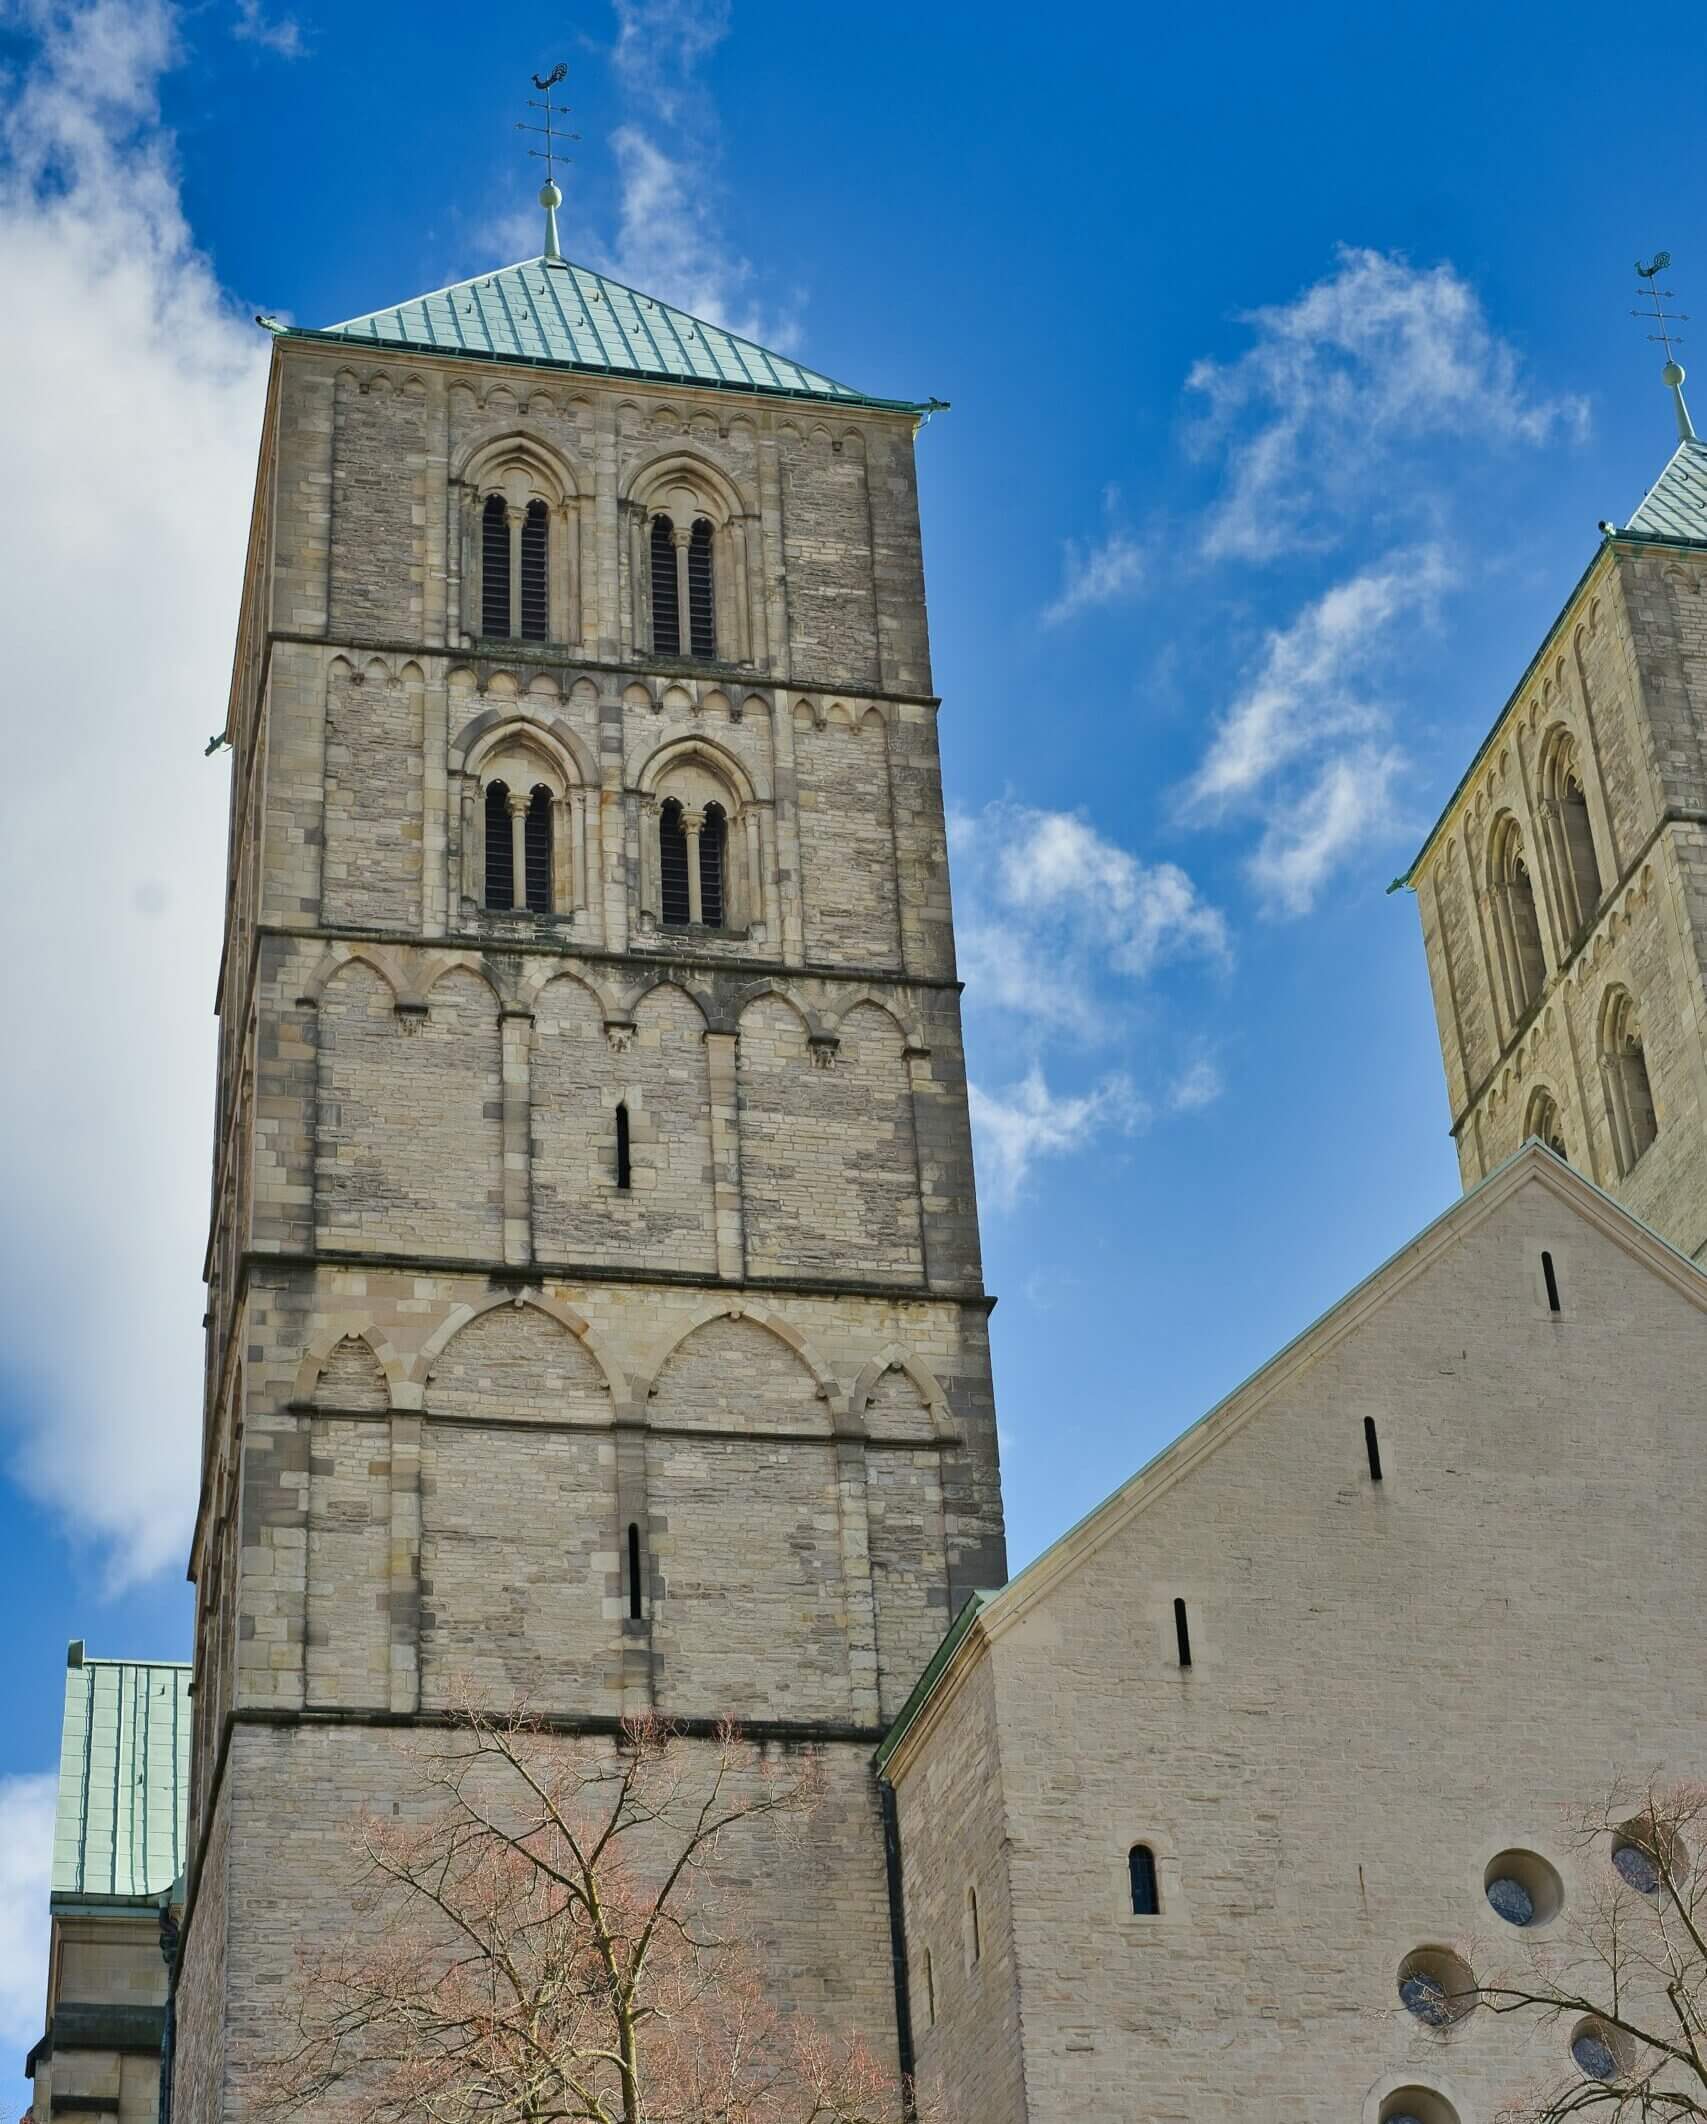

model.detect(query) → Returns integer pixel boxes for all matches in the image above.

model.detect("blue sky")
[0,0,1703,2079]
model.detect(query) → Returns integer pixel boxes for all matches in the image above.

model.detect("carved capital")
[808,1035,839,1071]
[605,1019,636,1054]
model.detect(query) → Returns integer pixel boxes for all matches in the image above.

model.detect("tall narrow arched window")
[699,802,727,927]
[1603,988,1658,1175]
[519,499,549,641]
[1540,730,1605,940]
[688,516,716,658]
[482,495,511,638]
[1128,1844,1161,1917]
[650,514,681,655]
[658,799,691,926]
[523,786,552,913]
[484,780,514,908]
[1490,815,1546,1022]
[1523,1086,1567,1162]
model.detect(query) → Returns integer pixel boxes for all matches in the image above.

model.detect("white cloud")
[1187,547,1450,812]
[0,1772,56,2050]
[1168,1056,1223,1113]
[1187,246,1588,561]
[969,1069,1146,1209]
[1247,745,1407,917]
[1043,487,1145,625]
[231,0,304,57]
[610,0,731,120]
[0,0,266,1581]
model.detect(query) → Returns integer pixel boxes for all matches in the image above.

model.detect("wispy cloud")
[0,1771,56,2050]
[1168,1056,1223,1113]
[232,0,304,57]
[1248,745,1407,916]
[0,0,265,1580]
[969,1068,1147,1209]
[1043,486,1145,625]
[1187,245,1588,562]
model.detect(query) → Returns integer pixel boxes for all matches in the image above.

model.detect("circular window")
[1612,1815,1686,1897]
[1571,2017,1633,2082]
[1483,1848,1563,1927]
[1378,2090,1460,2124]
[1396,1947,1476,2030]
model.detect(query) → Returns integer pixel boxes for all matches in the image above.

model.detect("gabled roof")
[876,1143,1707,1780]
[1625,437,1707,544]
[288,254,928,414]
[51,1647,191,1904]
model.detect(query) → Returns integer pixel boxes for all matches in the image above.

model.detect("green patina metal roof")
[51,1648,191,1904]
[293,254,928,413]
[1625,437,1707,544]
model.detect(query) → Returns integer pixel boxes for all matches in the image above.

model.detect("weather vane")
[518,63,579,265]
[1633,252,1697,443]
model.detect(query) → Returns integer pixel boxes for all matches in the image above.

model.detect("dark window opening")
[1173,1597,1192,1668]
[688,516,716,658]
[659,799,691,926]
[966,1886,981,1966]
[627,1521,643,1620]
[1542,1250,1561,1314]
[700,802,727,928]
[484,781,514,908]
[522,786,552,913]
[1128,1843,1160,1916]
[1364,1416,1384,1483]
[519,498,549,641]
[650,514,680,655]
[616,1101,632,1191]
[482,495,511,637]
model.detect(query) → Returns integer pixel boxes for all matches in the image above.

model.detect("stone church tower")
[1404,383,1707,1256]
[170,214,1005,2115]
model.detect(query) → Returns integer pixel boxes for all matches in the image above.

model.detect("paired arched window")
[1523,1087,1568,1162]
[1602,988,1658,1175]
[1539,730,1605,941]
[1489,814,1546,1023]
[1128,1844,1161,1916]
[654,788,739,931]
[481,496,551,643]
[483,781,553,913]
[650,513,717,658]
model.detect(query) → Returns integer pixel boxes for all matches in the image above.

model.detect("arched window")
[699,802,727,927]
[1524,1086,1568,1162]
[651,513,681,655]
[688,516,716,657]
[615,1101,632,1190]
[481,495,511,638]
[484,780,514,908]
[1128,1844,1161,1916]
[519,499,550,642]
[1540,730,1604,940]
[1602,988,1658,1175]
[1490,815,1546,1022]
[523,785,552,913]
[659,799,691,926]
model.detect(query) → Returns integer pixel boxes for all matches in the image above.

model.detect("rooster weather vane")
[519,62,578,189]
[1633,251,1697,442]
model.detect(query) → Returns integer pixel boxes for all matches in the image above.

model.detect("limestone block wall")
[893,1169,1707,2123]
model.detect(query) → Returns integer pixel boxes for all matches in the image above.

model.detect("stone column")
[500,1009,533,1266]
[577,493,598,649]
[552,793,574,914]
[704,1030,744,1278]
[507,789,529,910]
[638,796,660,927]
[551,499,573,645]
[732,516,756,662]
[742,805,764,935]
[459,779,478,907]
[682,806,705,925]
[506,504,524,639]
[673,524,693,653]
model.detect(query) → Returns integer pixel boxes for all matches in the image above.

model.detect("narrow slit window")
[687,516,716,657]
[1173,1597,1192,1668]
[965,1886,981,1968]
[658,799,691,926]
[1364,1416,1383,1482]
[1128,1843,1160,1917]
[519,499,549,641]
[627,1521,643,1620]
[523,786,552,913]
[650,513,680,655]
[923,1949,935,2027]
[484,781,514,908]
[1542,1250,1561,1314]
[482,494,511,637]
[699,802,727,927]
[615,1101,632,1190]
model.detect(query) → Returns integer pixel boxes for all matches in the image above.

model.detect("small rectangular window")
[627,1521,643,1620]
[1173,1597,1192,1669]
[1542,1249,1562,1314]
[1364,1416,1383,1482]
[616,1102,632,1191]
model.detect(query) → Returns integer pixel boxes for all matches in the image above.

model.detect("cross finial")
[517,63,579,265]
[1633,252,1697,443]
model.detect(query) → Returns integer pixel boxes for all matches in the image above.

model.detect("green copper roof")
[1625,438,1707,543]
[51,1649,191,1903]
[301,254,924,412]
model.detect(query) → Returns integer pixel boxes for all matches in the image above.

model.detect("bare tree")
[254,1700,916,2124]
[1474,1779,1707,2118]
